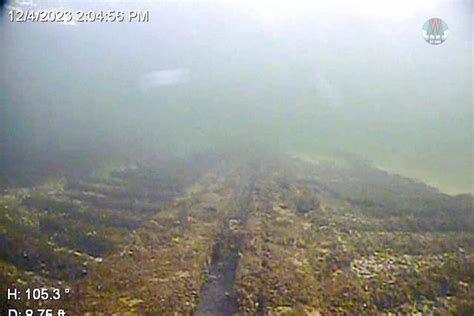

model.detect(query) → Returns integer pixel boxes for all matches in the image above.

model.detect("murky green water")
[1,0,472,194]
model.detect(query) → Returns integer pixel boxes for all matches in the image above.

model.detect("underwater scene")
[0,0,473,315]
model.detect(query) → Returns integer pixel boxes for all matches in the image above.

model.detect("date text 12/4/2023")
[8,9,150,23]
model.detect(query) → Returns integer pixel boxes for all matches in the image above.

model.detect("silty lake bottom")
[1,151,473,314]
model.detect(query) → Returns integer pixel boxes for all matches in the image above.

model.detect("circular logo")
[422,18,449,45]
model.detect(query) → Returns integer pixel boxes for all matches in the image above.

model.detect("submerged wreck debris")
[195,174,254,315]
[0,155,473,314]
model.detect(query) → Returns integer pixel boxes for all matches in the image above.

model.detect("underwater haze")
[2,1,474,314]
[1,0,472,193]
